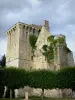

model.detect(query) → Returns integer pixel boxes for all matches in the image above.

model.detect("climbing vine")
[29,34,38,59]
[29,34,71,64]
[42,35,65,64]
[42,44,54,64]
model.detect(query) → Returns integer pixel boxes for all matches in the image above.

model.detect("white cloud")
[0,39,6,55]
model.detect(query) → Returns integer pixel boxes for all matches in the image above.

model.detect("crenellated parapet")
[5,24,17,36]
[5,21,42,36]
[17,22,42,35]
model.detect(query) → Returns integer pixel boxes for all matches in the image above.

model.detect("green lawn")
[0,99,21,100]
[30,98,75,100]
[0,98,75,100]
[0,99,20,100]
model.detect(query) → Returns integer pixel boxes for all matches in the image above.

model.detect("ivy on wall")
[29,34,71,63]
[42,44,54,64]
[42,35,65,64]
[29,34,38,60]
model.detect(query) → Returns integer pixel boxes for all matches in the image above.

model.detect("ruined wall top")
[43,20,50,31]
[54,34,66,46]
[54,34,65,39]
[5,21,43,35]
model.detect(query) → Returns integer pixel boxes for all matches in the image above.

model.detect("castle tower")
[6,22,41,70]
[54,34,74,70]
[6,23,20,67]
[54,35,67,69]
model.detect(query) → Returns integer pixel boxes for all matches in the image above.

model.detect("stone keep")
[6,22,41,69]
[6,20,74,97]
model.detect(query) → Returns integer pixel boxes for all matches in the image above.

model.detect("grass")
[0,99,20,100]
[0,97,75,100]
[30,97,75,100]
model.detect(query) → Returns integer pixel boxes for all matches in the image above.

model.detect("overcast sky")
[0,0,75,61]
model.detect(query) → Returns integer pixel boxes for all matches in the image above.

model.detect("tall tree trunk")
[25,91,29,100]
[10,89,12,98]
[41,88,44,98]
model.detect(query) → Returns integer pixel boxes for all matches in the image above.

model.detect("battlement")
[5,20,50,36]
[5,21,44,35]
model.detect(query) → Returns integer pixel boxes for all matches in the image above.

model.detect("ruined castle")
[6,20,74,97]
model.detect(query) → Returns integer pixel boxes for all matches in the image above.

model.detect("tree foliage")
[3,67,29,98]
[1,66,75,98]
[29,70,56,97]
[0,68,5,98]
[56,67,75,91]
[29,34,38,60]
[29,34,37,51]
[4,67,29,89]
[0,54,6,97]
[0,54,6,68]
[47,35,54,43]
[0,67,29,98]
[42,44,54,63]
[56,37,65,44]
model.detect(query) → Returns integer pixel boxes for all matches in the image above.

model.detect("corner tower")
[6,23,20,67]
[6,22,41,70]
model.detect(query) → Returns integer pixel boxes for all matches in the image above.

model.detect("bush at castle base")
[29,70,56,98]
[2,67,29,98]
[56,67,75,95]
[1,66,75,98]
[4,67,28,88]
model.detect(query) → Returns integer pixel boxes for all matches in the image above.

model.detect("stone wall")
[6,59,19,67]
[18,23,32,69]
[18,23,39,70]
[67,52,74,66]
[6,23,19,67]
[33,26,50,70]
[16,88,72,98]
[56,44,68,69]
[32,88,62,98]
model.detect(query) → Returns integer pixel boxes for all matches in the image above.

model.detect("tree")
[0,54,6,97]
[0,68,5,98]
[0,54,6,68]
[56,67,75,96]
[4,67,29,98]
[29,70,56,98]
